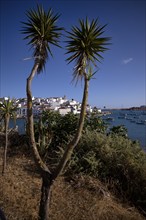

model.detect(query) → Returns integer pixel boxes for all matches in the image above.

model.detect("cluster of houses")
[0,96,102,118]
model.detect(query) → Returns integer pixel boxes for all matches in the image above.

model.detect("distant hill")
[126,106,146,111]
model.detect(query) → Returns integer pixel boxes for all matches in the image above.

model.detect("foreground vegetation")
[0,132,145,220]
[0,143,145,220]
[0,112,146,219]
[35,111,146,216]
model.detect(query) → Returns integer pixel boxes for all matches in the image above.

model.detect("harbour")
[102,110,146,148]
[8,110,146,149]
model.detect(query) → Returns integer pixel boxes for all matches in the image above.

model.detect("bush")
[34,111,107,164]
[66,130,146,214]
[33,111,146,214]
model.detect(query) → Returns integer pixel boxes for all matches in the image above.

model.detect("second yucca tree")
[0,98,17,174]
[53,18,111,179]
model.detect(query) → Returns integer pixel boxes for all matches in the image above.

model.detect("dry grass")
[0,147,145,220]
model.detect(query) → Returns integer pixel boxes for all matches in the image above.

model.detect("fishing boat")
[136,120,146,125]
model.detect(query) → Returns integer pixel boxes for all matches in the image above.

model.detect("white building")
[86,105,93,113]
[17,106,27,117]
[11,96,94,117]
[58,107,72,115]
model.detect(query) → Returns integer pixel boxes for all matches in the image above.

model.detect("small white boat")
[136,120,146,125]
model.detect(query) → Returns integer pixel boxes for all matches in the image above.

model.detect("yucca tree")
[52,18,111,180]
[21,4,63,219]
[0,98,17,174]
[21,4,62,170]
[22,7,110,218]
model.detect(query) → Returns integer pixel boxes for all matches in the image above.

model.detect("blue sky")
[0,0,145,109]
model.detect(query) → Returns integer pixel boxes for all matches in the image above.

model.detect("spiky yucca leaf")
[21,4,63,73]
[66,17,111,82]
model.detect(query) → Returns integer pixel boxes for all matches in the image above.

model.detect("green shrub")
[66,130,146,214]
[108,125,128,137]
[34,111,107,161]
[33,111,146,214]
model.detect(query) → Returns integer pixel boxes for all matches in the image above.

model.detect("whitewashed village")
[0,96,102,118]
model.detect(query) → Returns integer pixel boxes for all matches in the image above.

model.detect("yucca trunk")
[27,62,52,220]
[38,77,89,219]
[26,63,48,172]
[27,63,39,153]
[2,114,10,175]
[53,76,89,180]
[26,65,89,219]
[39,171,53,220]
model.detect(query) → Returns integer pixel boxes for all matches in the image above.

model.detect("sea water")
[9,110,146,149]
[102,110,146,148]
[9,118,26,135]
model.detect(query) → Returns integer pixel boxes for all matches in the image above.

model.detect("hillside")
[0,145,145,220]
